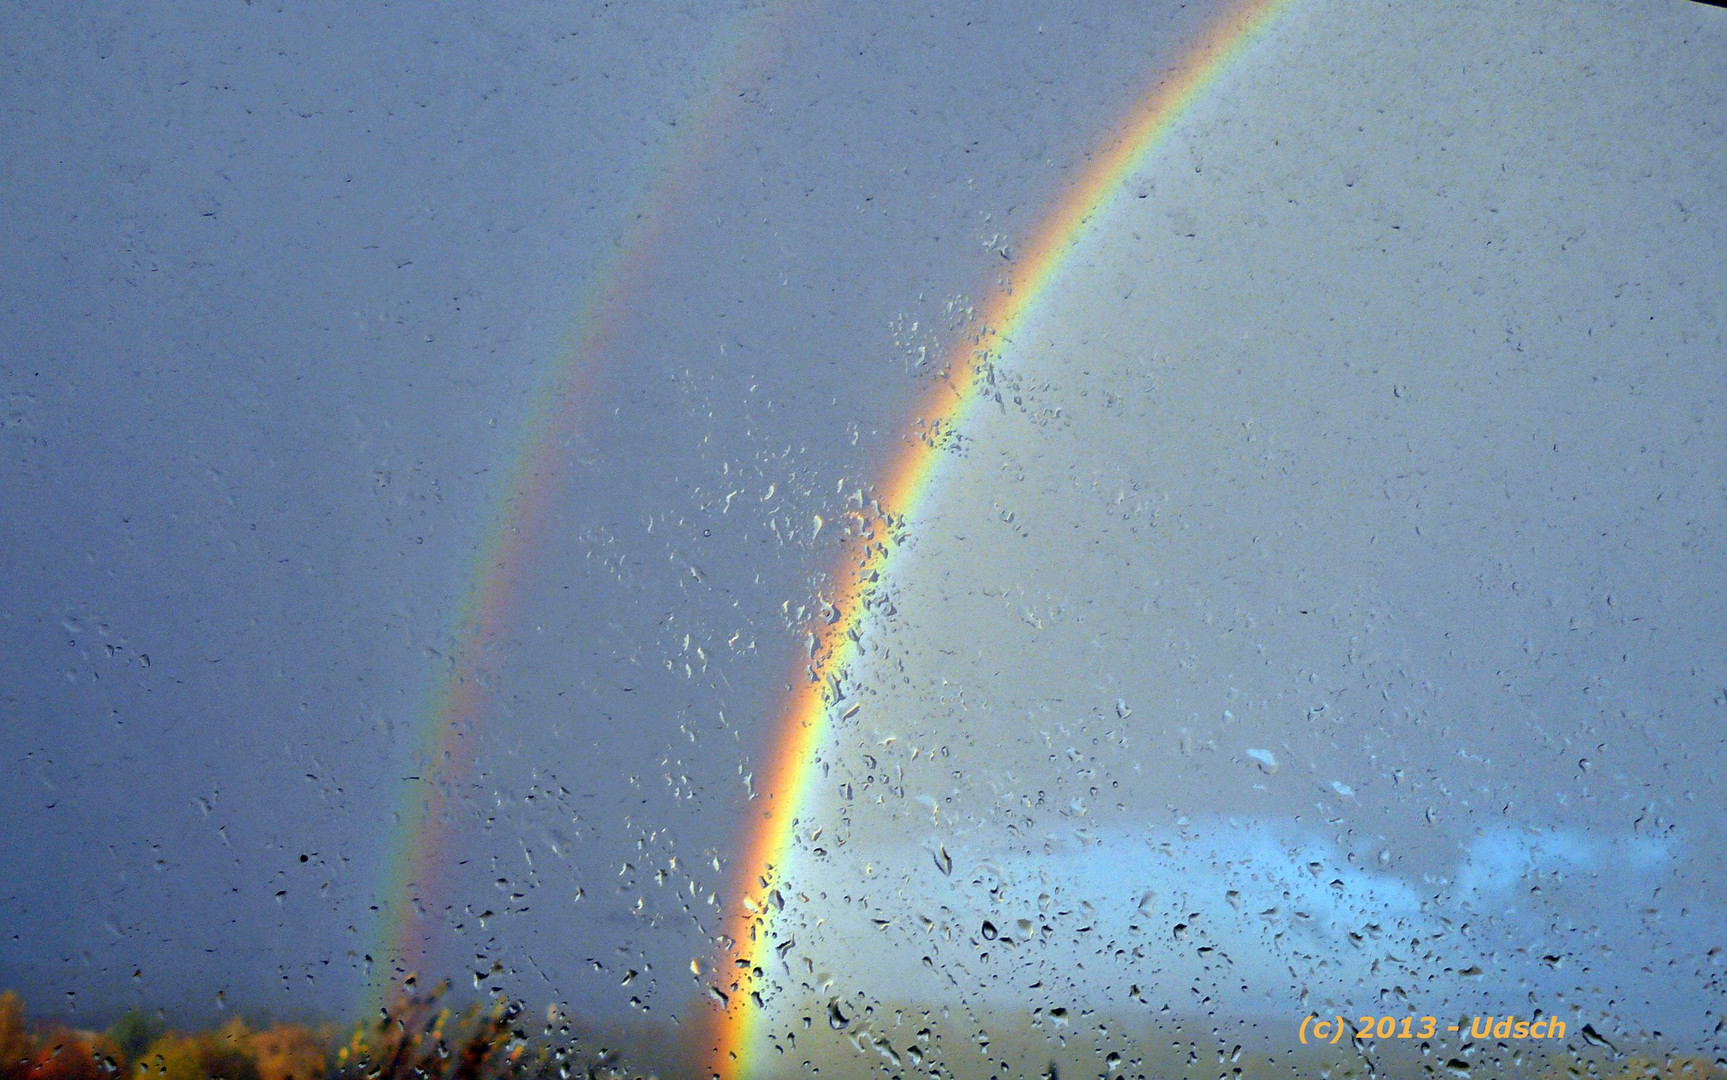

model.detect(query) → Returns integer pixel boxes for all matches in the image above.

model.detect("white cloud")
[1454,826,1677,909]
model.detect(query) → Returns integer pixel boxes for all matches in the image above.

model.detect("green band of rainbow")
[367,2,807,1012]
[707,0,1292,1073]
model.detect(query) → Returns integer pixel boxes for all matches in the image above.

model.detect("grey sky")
[0,0,1238,1033]
[757,0,1727,1072]
[3,1,1724,1076]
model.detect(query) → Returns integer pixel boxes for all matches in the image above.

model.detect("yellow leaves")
[0,992,29,1069]
[244,1024,325,1080]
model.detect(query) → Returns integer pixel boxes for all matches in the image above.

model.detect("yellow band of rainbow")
[708,0,1293,1074]
[367,0,809,1013]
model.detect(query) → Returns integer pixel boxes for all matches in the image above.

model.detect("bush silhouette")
[137,1021,258,1080]
[106,1012,163,1065]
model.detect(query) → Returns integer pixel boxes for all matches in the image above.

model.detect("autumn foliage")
[7,984,1716,1080]
[0,994,314,1080]
[0,988,660,1080]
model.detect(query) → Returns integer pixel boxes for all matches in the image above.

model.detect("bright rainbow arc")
[367,3,807,1012]
[707,0,1292,1074]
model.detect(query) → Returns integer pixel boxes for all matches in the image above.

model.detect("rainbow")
[706,0,1294,1073]
[366,2,808,1010]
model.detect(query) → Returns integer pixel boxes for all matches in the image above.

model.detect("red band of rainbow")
[707,1,1292,1074]
[368,1,808,1012]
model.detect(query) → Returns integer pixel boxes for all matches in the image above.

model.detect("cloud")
[1454,826,1678,910]
[773,815,1710,1026]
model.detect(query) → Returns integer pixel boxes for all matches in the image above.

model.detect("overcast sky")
[766,0,1727,1070]
[0,0,1235,1028]
[3,0,1725,1073]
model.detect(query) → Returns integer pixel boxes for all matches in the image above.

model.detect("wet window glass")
[3,2,1723,1078]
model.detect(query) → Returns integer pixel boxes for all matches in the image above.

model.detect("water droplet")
[932,846,952,876]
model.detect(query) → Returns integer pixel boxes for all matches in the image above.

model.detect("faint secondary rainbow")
[366,3,808,1012]
[706,0,1293,1073]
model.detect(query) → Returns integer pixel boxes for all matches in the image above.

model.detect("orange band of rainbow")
[369,0,808,1012]
[707,0,1292,1074]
